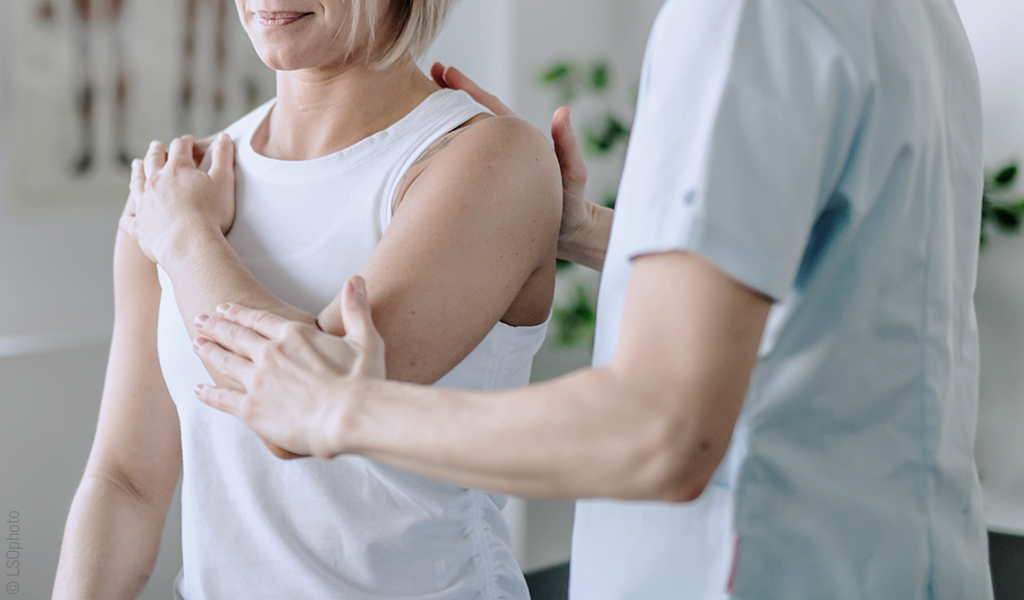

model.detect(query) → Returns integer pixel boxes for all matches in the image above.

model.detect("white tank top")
[156,90,546,600]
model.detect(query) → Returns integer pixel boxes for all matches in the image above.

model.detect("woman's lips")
[255,11,311,27]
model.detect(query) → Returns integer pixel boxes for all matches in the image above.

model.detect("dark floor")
[524,533,1023,600]
[992,531,1024,600]
[525,563,570,600]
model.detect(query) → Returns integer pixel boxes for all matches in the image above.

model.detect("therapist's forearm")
[331,252,766,501]
[558,202,613,271]
[336,366,704,502]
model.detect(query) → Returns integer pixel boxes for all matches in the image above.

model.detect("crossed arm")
[55,80,564,596]
[187,67,773,502]
[121,112,562,387]
[195,251,771,501]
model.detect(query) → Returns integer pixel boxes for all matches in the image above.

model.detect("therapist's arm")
[432,64,613,271]
[195,251,771,501]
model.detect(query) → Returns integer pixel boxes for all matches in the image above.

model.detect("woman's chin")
[255,50,314,73]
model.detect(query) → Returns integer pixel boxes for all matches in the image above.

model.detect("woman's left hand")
[120,133,236,265]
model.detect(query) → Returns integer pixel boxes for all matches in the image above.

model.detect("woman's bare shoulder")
[400,114,562,223]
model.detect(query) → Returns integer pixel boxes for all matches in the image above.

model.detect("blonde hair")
[345,0,458,69]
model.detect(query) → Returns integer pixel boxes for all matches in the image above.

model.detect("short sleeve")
[614,0,865,300]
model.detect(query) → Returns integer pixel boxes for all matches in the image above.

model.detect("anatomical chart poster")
[1,0,276,214]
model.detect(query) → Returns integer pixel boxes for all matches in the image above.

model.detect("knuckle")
[269,339,289,357]
[239,397,256,420]
[282,322,304,339]
[256,343,275,363]
[252,310,272,327]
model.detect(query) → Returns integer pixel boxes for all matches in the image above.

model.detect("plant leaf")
[552,285,597,347]
[994,163,1018,188]
[993,207,1021,230]
[541,64,573,84]
[590,63,610,91]
[585,116,632,155]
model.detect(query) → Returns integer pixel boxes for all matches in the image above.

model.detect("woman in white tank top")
[52,2,562,599]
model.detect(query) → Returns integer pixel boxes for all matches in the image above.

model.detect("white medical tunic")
[571,0,992,598]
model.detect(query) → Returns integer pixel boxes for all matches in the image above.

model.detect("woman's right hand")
[430,63,597,263]
[120,134,236,265]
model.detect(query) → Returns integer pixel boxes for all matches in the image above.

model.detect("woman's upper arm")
[84,230,181,507]
[325,116,561,385]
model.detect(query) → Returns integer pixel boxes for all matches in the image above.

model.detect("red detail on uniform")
[726,534,739,595]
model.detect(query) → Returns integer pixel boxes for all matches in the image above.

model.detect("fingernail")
[132,159,142,169]
[216,303,231,315]
[353,278,366,295]
[218,132,230,143]
[195,314,210,327]
[149,140,160,148]
[194,384,205,395]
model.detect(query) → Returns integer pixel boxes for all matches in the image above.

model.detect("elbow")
[625,414,721,504]
[658,477,711,504]
[640,448,714,504]
[595,366,730,503]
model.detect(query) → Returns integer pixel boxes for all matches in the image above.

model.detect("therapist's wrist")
[317,375,373,459]
[558,201,612,271]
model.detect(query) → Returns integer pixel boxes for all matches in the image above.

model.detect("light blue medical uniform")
[570,0,992,598]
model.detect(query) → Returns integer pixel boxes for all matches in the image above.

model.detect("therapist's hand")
[431,63,596,262]
[119,133,236,265]
[193,276,386,459]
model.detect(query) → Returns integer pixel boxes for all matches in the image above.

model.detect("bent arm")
[54,232,182,599]
[123,136,319,392]
[160,116,560,389]
[320,116,561,383]
[337,252,770,500]
[160,224,318,339]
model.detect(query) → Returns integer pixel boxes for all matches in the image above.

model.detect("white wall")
[0,4,143,598]
[0,343,182,599]
[1,1,275,595]
[956,0,1024,533]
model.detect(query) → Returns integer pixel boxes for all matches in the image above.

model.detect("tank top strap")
[379,89,493,233]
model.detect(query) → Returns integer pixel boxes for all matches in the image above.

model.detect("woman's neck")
[255,57,439,161]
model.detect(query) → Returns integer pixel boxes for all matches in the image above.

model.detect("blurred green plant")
[540,61,610,104]
[586,117,631,155]
[540,61,631,159]
[981,161,1024,248]
[540,60,633,348]
[552,285,597,347]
